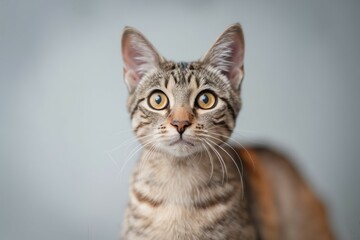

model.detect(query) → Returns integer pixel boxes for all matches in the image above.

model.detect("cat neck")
[134,146,242,190]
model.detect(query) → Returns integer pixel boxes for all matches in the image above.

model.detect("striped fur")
[120,24,334,239]
[122,147,256,239]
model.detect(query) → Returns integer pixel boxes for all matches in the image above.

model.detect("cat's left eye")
[148,91,169,110]
[196,91,217,110]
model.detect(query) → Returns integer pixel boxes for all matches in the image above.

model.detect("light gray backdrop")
[1,0,359,239]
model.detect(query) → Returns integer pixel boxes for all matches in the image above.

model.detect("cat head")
[121,24,245,158]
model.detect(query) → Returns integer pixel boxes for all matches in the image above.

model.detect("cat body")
[122,147,255,240]
[120,24,334,240]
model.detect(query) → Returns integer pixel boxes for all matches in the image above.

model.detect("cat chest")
[124,187,256,239]
[126,202,234,239]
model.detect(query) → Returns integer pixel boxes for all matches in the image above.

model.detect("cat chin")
[159,144,203,158]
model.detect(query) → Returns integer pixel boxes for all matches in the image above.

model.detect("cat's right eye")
[148,91,169,110]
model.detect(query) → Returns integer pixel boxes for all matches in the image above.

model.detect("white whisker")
[119,138,156,174]
[204,140,228,184]
[201,141,214,183]
[205,136,244,197]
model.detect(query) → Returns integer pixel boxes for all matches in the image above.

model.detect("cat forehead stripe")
[178,61,188,69]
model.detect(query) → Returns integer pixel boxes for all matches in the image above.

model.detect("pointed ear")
[201,23,245,90]
[121,27,164,92]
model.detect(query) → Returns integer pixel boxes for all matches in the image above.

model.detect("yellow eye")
[196,91,217,110]
[148,91,169,110]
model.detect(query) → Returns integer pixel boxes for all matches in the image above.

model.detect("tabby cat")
[120,24,334,240]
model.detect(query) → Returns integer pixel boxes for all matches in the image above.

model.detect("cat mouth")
[169,138,194,147]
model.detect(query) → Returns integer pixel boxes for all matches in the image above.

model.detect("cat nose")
[169,107,193,135]
[171,120,192,135]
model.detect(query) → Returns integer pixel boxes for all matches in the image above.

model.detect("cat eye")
[148,91,169,110]
[196,91,217,110]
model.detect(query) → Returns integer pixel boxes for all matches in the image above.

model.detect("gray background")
[1,0,359,239]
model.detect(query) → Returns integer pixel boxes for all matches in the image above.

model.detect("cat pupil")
[201,94,209,104]
[155,95,162,104]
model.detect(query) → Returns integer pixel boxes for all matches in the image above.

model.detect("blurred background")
[1,0,359,239]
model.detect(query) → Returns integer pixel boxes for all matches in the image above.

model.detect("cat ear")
[201,23,245,90]
[121,27,164,92]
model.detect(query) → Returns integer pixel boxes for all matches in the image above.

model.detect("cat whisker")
[207,124,260,135]
[200,140,215,183]
[230,134,267,146]
[105,134,153,158]
[200,132,245,172]
[137,136,179,171]
[210,127,267,146]
[126,136,155,159]
[204,139,228,184]
[119,138,157,174]
[139,141,160,171]
[204,136,244,197]
[121,134,154,147]
[105,135,153,173]
[206,144,215,183]
[105,149,122,173]
[208,132,255,170]
[198,130,255,170]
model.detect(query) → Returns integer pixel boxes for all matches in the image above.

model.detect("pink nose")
[171,120,191,134]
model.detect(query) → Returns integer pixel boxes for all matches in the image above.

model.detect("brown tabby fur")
[120,23,334,239]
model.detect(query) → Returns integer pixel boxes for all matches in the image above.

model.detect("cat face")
[121,24,245,157]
